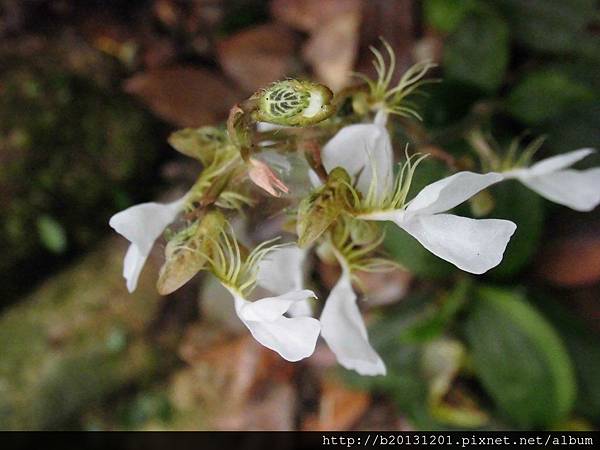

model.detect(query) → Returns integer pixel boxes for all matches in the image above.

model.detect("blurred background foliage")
[0,0,598,431]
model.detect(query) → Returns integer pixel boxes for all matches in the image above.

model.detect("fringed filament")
[204,221,282,295]
[353,38,437,120]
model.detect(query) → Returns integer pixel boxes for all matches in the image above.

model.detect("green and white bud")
[255,80,335,127]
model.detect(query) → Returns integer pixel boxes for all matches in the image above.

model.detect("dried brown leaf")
[141,38,177,69]
[216,23,298,93]
[172,323,299,429]
[271,0,362,32]
[213,383,296,430]
[355,267,412,306]
[355,0,417,78]
[302,378,370,430]
[124,66,240,127]
[536,234,600,287]
[302,11,361,91]
[153,0,180,28]
[354,399,414,431]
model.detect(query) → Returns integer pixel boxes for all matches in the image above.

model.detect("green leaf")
[464,286,576,428]
[345,289,488,430]
[443,7,509,92]
[542,103,600,153]
[37,215,67,253]
[487,180,544,278]
[494,0,599,58]
[533,295,600,422]
[424,0,475,33]
[399,278,471,343]
[507,70,596,125]
[420,81,483,131]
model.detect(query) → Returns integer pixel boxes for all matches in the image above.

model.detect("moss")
[0,57,163,301]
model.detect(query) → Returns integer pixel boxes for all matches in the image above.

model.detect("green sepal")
[157,211,227,295]
[296,167,353,248]
[168,127,229,166]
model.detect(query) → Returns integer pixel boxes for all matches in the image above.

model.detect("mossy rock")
[0,239,166,429]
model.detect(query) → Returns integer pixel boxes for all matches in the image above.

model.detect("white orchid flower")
[225,286,321,362]
[209,229,321,362]
[321,112,516,274]
[257,245,313,317]
[320,257,386,376]
[255,238,386,373]
[109,196,186,292]
[501,148,600,212]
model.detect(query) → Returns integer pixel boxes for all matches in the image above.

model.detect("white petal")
[245,316,321,362]
[322,123,393,199]
[526,148,595,176]
[109,197,185,254]
[257,246,305,294]
[257,246,314,318]
[518,168,600,212]
[237,290,316,322]
[407,171,503,215]
[320,271,386,376]
[287,299,314,317]
[373,108,389,127]
[109,196,185,292]
[398,213,516,274]
[123,244,148,293]
[233,293,321,362]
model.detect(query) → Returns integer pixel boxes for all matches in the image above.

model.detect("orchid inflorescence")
[110,40,600,376]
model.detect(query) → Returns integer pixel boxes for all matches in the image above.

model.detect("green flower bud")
[255,80,335,127]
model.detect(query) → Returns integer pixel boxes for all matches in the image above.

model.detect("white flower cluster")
[109,45,599,376]
[109,106,598,376]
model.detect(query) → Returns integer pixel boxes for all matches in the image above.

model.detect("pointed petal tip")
[519,167,600,212]
[461,219,517,275]
[339,357,387,376]
[528,148,598,176]
[125,277,136,293]
[399,214,518,275]
[320,273,386,376]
